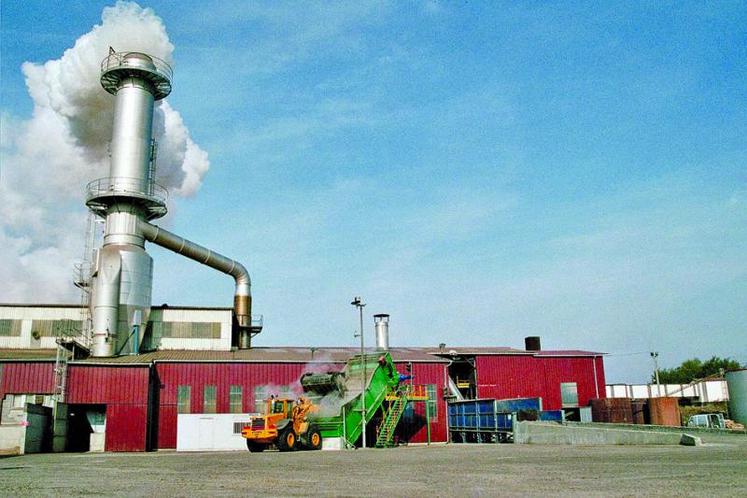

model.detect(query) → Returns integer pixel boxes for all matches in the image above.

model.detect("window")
[30,319,82,337]
[560,382,579,408]
[426,384,437,420]
[161,322,221,339]
[204,385,217,413]
[229,386,243,414]
[177,386,191,414]
[254,386,268,413]
[0,319,22,337]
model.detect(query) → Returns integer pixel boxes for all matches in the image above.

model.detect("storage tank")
[647,397,681,427]
[725,368,747,424]
[590,398,633,424]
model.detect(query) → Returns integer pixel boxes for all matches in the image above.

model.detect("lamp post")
[650,352,661,396]
[351,296,366,448]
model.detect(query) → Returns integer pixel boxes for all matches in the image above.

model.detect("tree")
[654,356,743,384]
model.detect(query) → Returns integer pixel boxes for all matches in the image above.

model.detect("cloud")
[0,1,209,303]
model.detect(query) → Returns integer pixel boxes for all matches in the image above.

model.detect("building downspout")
[138,220,253,347]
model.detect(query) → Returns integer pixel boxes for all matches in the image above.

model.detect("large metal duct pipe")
[138,221,253,346]
[374,314,390,351]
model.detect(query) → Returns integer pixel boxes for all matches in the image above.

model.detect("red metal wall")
[395,362,447,443]
[475,355,605,410]
[154,362,308,449]
[66,365,151,452]
[0,362,55,397]
[154,361,449,449]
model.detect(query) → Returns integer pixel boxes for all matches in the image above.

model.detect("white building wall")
[158,308,232,351]
[606,381,729,402]
[0,306,83,349]
[0,305,233,351]
[176,413,255,451]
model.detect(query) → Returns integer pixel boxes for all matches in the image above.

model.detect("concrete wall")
[0,425,25,455]
[514,421,683,445]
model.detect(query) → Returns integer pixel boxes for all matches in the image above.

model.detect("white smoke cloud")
[0,1,210,303]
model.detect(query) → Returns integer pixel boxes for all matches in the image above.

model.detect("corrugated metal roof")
[0,349,57,361]
[533,350,606,357]
[426,346,527,355]
[70,347,449,365]
[426,347,605,357]
[0,346,602,364]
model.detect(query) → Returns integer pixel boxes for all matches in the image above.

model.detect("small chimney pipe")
[525,336,541,351]
[374,314,390,351]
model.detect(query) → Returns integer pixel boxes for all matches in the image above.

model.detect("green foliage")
[654,356,743,384]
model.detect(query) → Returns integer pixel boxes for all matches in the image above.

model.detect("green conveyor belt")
[306,352,400,446]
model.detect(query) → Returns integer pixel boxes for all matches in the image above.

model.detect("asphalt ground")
[2,440,746,497]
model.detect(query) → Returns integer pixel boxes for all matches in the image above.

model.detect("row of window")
[0,319,222,339]
[176,384,439,418]
[0,319,82,337]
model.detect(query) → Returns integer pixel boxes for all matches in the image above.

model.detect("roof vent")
[525,336,541,351]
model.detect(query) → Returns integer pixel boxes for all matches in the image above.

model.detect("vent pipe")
[525,336,541,351]
[138,221,253,346]
[374,314,390,351]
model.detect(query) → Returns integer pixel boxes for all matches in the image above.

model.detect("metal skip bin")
[448,397,542,443]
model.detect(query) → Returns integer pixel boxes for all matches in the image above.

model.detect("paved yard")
[2,440,746,497]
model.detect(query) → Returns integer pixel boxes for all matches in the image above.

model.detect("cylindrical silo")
[725,368,747,425]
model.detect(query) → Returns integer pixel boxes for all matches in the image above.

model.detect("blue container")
[539,410,564,422]
[494,397,542,413]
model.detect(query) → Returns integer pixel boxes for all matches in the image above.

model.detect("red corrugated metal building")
[474,352,605,410]
[66,364,152,452]
[0,345,604,452]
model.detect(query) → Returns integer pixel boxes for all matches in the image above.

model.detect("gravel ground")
[2,440,746,497]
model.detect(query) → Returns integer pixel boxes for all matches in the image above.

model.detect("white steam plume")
[0,1,210,303]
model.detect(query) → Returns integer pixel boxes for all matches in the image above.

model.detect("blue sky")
[1,1,745,383]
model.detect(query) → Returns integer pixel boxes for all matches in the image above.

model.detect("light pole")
[650,352,661,396]
[351,296,366,448]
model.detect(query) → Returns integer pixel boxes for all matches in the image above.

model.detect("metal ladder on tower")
[375,390,408,448]
[73,212,98,349]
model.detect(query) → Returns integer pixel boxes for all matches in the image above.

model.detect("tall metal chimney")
[374,314,390,351]
[86,51,258,356]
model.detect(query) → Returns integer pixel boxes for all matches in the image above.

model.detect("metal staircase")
[375,393,408,448]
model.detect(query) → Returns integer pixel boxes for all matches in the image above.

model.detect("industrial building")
[0,303,605,453]
[0,50,607,454]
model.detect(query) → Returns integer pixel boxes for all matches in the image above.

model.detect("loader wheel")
[246,441,265,453]
[306,425,322,451]
[277,427,297,452]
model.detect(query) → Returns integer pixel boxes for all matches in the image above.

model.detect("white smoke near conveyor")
[0,1,209,302]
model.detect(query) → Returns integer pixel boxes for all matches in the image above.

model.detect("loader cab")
[270,400,285,414]
[265,398,293,417]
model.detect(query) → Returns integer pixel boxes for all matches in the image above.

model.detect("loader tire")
[246,440,265,453]
[277,427,297,452]
[306,425,322,451]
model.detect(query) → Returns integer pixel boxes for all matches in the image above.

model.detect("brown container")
[590,398,633,424]
[648,397,681,426]
[631,399,648,424]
